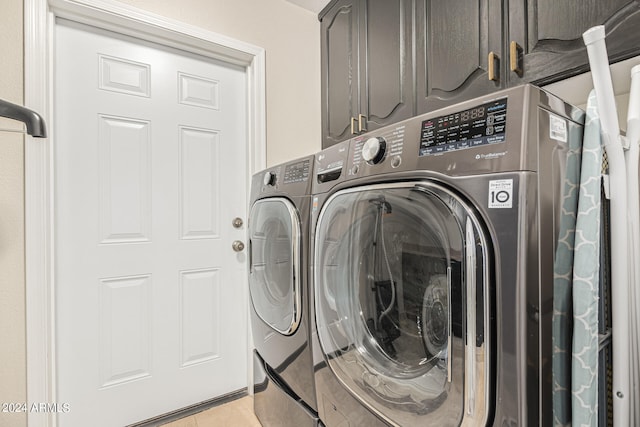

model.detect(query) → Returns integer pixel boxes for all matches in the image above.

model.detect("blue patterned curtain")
[552,101,584,426]
[571,91,602,426]
[552,90,603,426]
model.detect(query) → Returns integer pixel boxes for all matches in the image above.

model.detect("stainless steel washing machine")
[248,155,319,426]
[310,85,584,426]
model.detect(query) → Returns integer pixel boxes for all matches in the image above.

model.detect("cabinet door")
[359,0,413,131]
[321,0,360,148]
[508,0,640,86]
[416,0,502,115]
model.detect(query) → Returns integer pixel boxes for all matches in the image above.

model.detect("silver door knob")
[232,217,243,228]
[232,240,245,252]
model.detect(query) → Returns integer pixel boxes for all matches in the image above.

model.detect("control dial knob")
[263,171,276,186]
[362,137,387,164]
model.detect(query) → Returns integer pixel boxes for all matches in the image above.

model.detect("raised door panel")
[179,126,220,240]
[416,0,501,114]
[508,0,640,85]
[98,115,151,244]
[322,0,359,148]
[360,0,413,130]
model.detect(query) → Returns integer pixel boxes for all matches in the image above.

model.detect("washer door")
[314,182,491,426]
[249,198,302,335]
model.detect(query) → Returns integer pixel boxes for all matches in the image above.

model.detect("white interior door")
[54,19,248,426]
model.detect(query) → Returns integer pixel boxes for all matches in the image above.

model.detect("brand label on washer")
[488,179,513,208]
[549,114,567,142]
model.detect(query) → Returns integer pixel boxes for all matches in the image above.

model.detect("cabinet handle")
[350,117,357,135]
[510,41,524,76]
[358,114,367,133]
[488,52,499,82]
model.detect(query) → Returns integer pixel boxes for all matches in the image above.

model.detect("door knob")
[232,217,243,228]
[232,240,245,252]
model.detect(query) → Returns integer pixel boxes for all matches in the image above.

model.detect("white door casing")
[25,1,266,426]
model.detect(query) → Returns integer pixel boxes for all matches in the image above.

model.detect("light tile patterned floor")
[161,396,261,427]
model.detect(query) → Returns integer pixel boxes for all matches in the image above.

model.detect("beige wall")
[0,1,319,426]
[545,55,640,130]
[0,0,27,425]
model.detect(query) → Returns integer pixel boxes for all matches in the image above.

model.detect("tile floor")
[161,396,261,427]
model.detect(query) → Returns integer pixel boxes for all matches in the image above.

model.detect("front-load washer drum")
[249,197,302,335]
[314,182,491,426]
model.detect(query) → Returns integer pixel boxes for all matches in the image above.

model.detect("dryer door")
[249,198,302,335]
[314,182,491,426]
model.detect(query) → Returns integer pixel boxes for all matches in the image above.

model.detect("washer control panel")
[338,85,583,179]
[362,137,387,164]
[351,125,406,174]
[419,98,507,156]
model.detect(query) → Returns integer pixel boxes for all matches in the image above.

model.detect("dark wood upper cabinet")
[508,0,640,85]
[415,0,502,114]
[321,0,358,148]
[320,0,640,148]
[361,0,413,130]
[321,0,413,148]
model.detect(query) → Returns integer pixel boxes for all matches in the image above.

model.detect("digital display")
[284,159,311,184]
[419,98,507,156]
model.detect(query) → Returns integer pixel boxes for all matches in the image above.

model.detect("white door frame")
[24,1,266,425]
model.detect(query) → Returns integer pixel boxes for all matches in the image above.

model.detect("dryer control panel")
[260,158,311,189]
[283,159,311,184]
[251,155,314,201]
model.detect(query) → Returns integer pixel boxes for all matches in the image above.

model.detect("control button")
[391,156,402,168]
[361,137,387,164]
[263,171,276,186]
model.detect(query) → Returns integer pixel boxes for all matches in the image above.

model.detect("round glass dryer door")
[314,182,491,426]
[249,198,302,336]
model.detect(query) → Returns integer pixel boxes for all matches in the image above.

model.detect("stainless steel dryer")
[249,155,319,426]
[310,85,584,426]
